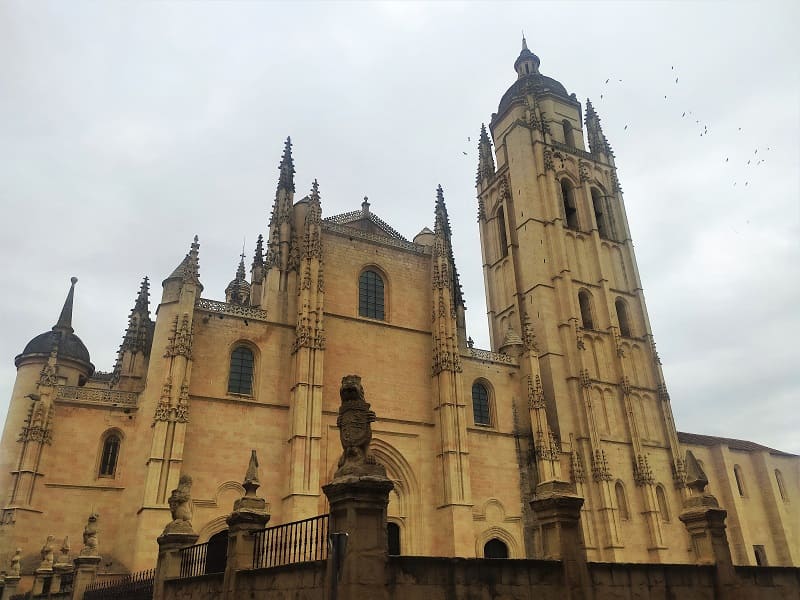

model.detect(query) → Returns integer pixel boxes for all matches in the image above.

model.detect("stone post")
[222,450,270,600]
[32,534,56,596]
[153,474,198,600]
[321,375,394,600]
[51,536,72,593]
[73,514,102,600]
[679,451,738,600]
[0,576,20,600]
[72,556,101,600]
[530,481,592,600]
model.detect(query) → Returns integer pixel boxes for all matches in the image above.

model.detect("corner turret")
[111,277,154,390]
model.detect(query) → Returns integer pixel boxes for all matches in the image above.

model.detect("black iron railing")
[179,542,210,578]
[252,514,329,569]
[83,569,155,600]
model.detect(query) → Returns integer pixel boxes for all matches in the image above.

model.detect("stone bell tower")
[476,38,687,562]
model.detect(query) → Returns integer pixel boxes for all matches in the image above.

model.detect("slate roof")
[678,431,796,457]
[324,209,408,242]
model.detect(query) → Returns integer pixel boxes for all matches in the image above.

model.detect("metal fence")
[83,569,155,600]
[252,514,329,569]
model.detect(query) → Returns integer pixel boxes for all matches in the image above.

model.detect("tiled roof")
[324,210,408,242]
[678,431,796,457]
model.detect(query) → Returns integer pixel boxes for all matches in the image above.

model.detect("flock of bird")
[597,65,770,189]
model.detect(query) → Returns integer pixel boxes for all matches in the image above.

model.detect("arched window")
[578,290,594,330]
[563,120,575,148]
[497,206,508,258]
[561,179,578,230]
[99,432,121,477]
[615,481,629,520]
[733,464,746,497]
[484,538,509,559]
[472,382,491,426]
[656,484,670,522]
[775,469,788,502]
[359,269,385,320]
[206,530,228,574]
[615,298,631,337]
[228,346,254,395]
[591,188,610,238]
[387,522,401,556]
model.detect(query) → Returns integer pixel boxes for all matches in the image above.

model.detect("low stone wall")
[735,565,800,599]
[589,562,716,599]
[236,560,325,600]
[387,556,564,599]
[163,572,223,600]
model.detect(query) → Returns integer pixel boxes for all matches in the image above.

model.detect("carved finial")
[477,123,496,184]
[361,195,370,214]
[253,234,264,268]
[522,32,528,51]
[585,97,614,157]
[134,276,150,313]
[53,277,78,333]
[685,450,708,494]
[243,450,260,497]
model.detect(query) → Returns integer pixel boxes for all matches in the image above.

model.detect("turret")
[225,254,251,306]
[15,277,94,384]
[476,123,496,191]
[514,35,541,78]
[585,98,614,163]
[161,236,203,305]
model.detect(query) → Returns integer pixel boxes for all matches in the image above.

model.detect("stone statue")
[39,535,55,569]
[56,536,71,565]
[163,474,195,535]
[80,513,99,556]
[9,548,21,576]
[333,375,386,480]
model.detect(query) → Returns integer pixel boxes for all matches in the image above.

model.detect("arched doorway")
[206,530,228,574]
[484,538,509,559]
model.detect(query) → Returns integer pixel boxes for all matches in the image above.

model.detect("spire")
[226,251,251,306]
[134,277,150,314]
[53,277,78,333]
[514,34,540,78]
[476,123,496,184]
[252,234,264,269]
[433,186,465,308]
[585,98,614,157]
[166,236,202,287]
[277,136,295,193]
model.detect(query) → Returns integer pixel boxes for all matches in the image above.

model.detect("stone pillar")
[323,476,394,600]
[679,451,738,600]
[530,481,592,600]
[222,451,270,600]
[153,474,198,600]
[321,375,395,600]
[0,576,20,600]
[72,556,101,600]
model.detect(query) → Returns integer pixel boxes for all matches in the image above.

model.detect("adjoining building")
[1,39,796,581]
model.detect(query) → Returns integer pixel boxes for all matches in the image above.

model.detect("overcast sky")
[1,1,797,454]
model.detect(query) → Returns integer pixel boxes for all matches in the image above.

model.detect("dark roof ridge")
[678,431,797,457]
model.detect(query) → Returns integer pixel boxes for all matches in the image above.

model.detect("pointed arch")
[97,428,123,478]
[591,187,611,239]
[227,343,255,396]
[615,297,632,337]
[578,289,595,330]
[561,178,579,230]
[734,464,746,497]
[562,119,576,148]
[656,484,670,522]
[475,526,521,558]
[496,205,509,259]
[370,438,422,554]
[615,480,630,520]
[358,267,386,320]
[775,469,788,502]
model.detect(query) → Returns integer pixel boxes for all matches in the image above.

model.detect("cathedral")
[1,40,797,580]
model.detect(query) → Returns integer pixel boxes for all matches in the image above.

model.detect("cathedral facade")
[1,41,797,577]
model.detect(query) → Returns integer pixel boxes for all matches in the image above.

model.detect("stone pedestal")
[222,495,270,600]
[32,567,54,596]
[530,481,591,600]
[72,556,101,600]
[680,497,738,599]
[153,532,199,600]
[52,562,74,594]
[0,576,20,600]
[323,475,394,600]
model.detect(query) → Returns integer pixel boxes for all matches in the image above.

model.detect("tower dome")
[497,37,573,118]
[15,277,94,375]
[225,254,251,306]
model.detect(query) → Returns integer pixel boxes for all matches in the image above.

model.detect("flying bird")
[600,94,604,99]
[605,78,609,84]
[675,77,679,83]
[747,160,750,165]
[745,182,749,187]
[467,136,470,142]
[754,149,758,154]
[725,157,729,162]
[624,124,628,130]
[682,112,686,117]
[462,151,468,156]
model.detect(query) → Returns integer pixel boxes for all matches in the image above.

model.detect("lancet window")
[471,382,491,426]
[228,345,254,396]
[99,431,121,477]
[359,269,385,320]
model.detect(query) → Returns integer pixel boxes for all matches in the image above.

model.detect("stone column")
[530,481,592,600]
[72,556,101,600]
[0,576,20,600]
[321,375,395,600]
[222,450,270,600]
[153,474,198,600]
[679,451,738,600]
